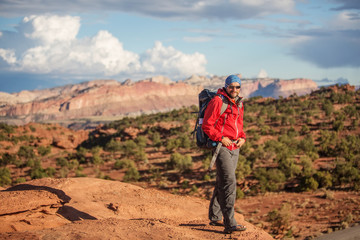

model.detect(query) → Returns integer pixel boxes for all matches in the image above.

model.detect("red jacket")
[202,88,246,150]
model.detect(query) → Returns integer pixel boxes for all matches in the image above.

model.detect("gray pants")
[209,146,239,228]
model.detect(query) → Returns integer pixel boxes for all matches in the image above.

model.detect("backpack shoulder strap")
[216,94,229,116]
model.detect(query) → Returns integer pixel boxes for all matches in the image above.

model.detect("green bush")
[136,135,148,148]
[30,161,48,179]
[123,167,140,182]
[92,153,103,165]
[0,123,15,134]
[105,138,122,153]
[267,203,292,232]
[121,140,138,157]
[314,171,333,189]
[0,167,12,186]
[1,153,17,167]
[150,131,162,147]
[168,152,193,172]
[166,138,181,152]
[236,155,251,181]
[299,176,319,191]
[114,159,136,170]
[255,168,286,192]
[236,187,245,199]
[56,157,69,167]
[37,146,51,156]
[17,145,35,159]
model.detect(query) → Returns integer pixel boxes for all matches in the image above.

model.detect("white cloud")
[257,69,268,78]
[24,15,80,44]
[141,41,208,79]
[0,48,17,64]
[0,14,208,80]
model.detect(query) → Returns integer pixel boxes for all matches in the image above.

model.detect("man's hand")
[236,138,245,148]
[221,136,233,147]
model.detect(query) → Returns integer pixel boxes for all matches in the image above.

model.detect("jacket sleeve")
[202,96,223,142]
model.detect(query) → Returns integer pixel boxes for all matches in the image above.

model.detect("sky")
[0,0,359,93]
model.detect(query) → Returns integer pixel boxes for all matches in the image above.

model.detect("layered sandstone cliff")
[0,75,318,126]
[0,79,202,125]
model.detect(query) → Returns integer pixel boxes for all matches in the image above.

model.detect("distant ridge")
[0,75,318,128]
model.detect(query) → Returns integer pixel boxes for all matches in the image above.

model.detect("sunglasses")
[228,86,241,90]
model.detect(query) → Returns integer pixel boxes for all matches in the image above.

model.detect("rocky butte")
[0,75,318,127]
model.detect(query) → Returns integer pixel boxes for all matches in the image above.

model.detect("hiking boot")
[224,225,247,233]
[209,220,224,226]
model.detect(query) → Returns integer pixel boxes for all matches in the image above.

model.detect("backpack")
[193,89,229,149]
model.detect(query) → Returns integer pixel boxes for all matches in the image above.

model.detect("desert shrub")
[0,167,12,186]
[135,135,147,148]
[318,130,337,157]
[281,115,290,126]
[236,155,252,181]
[255,168,286,192]
[1,153,17,167]
[168,152,192,173]
[202,155,211,170]
[342,105,357,118]
[260,125,270,135]
[15,177,26,184]
[29,125,36,132]
[59,167,69,178]
[37,146,51,156]
[314,171,333,189]
[75,170,87,177]
[149,131,162,147]
[17,145,35,159]
[75,147,87,164]
[134,149,148,163]
[236,187,245,199]
[267,203,292,233]
[278,157,301,178]
[299,176,319,191]
[91,153,103,165]
[114,159,136,170]
[300,125,310,135]
[122,140,139,157]
[299,155,316,177]
[166,138,181,152]
[46,167,56,177]
[239,141,251,157]
[56,157,69,167]
[334,135,360,161]
[322,100,334,116]
[30,160,48,179]
[123,167,140,182]
[298,135,317,156]
[332,161,360,189]
[178,133,192,149]
[104,139,122,153]
[0,123,15,134]
[333,112,346,131]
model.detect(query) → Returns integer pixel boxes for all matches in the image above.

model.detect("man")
[202,74,246,233]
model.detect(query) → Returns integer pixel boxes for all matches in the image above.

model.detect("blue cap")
[225,75,241,88]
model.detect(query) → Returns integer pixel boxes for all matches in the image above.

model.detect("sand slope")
[0,178,273,239]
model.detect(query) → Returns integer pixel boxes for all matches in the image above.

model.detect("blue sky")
[0,0,359,93]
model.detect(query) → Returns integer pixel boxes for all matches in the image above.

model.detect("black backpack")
[193,89,229,149]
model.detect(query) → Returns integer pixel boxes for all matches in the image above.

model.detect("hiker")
[202,74,246,234]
